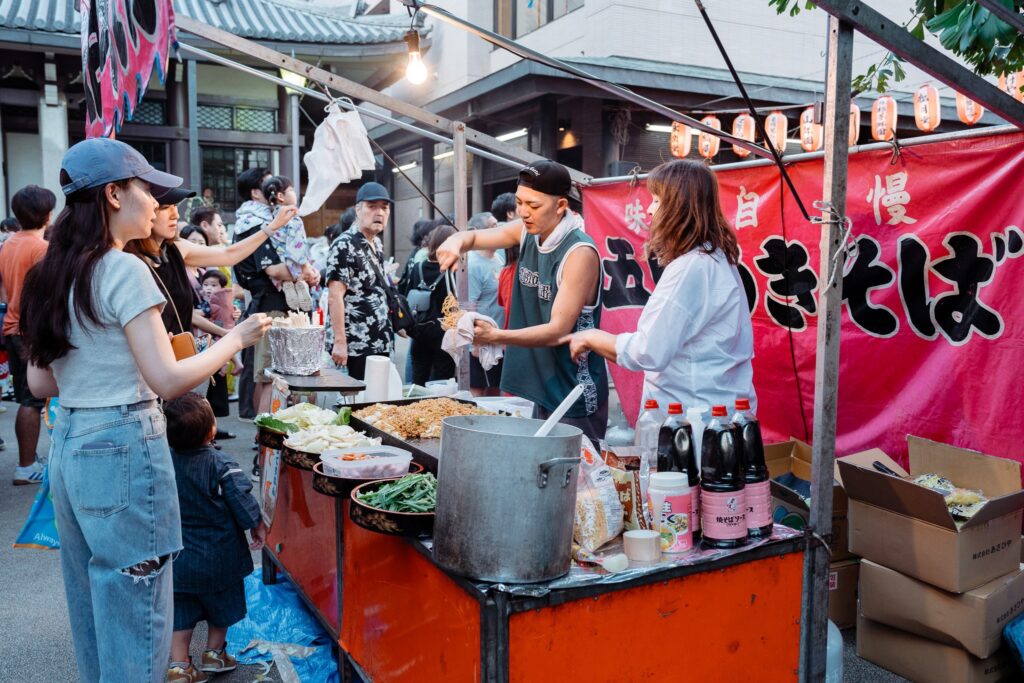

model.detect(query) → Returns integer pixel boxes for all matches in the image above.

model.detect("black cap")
[517,160,572,198]
[356,182,392,204]
[157,187,197,205]
[60,137,182,197]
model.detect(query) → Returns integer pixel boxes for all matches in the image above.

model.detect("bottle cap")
[735,398,751,411]
[644,399,659,410]
[711,405,728,417]
[650,471,689,489]
[667,402,683,414]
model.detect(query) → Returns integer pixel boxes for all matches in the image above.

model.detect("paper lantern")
[914,84,941,132]
[849,103,861,146]
[871,95,897,141]
[956,92,984,125]
[799,107,822,152]
[698,115,721,159]
[764,111,788,153]
[999,71,1024,102]
[731,113,756,158]
[670,121,691,158]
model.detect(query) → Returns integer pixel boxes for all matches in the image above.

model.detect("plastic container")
[700,405,747,549]
[732,398,772,538]
[320,445,413,479]
[634,399,662,525]
[826,620,843,683]
[648,471,693,553]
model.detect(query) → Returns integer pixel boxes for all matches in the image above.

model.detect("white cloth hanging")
[299,103,376,216]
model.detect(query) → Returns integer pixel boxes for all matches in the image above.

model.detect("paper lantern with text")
[669,121,691,158]
[764,111,788,153]
[999,71,1024,102]
[871,95,897,141]
[698,115,721,159]
[731,113,756,158]
[956,93,985,125]
[849,103,861,146]
[799,107,822,152]
[914,84,941,132]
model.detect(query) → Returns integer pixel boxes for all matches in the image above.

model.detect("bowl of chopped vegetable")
[349,473,437,536]
[312,461,425,498]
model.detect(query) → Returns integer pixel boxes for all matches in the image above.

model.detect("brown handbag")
[145,258,197,360]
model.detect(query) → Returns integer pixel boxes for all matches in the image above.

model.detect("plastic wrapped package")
[573,437,625,552]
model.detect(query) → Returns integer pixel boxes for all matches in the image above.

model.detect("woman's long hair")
[21,182,126,366]
[645,160,740,266]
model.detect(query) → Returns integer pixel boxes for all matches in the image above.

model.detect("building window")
[196,104,277,133]
[495,0,583,39]
[122,140,168,171]
[201,146,271,212]
[130,100,166,126]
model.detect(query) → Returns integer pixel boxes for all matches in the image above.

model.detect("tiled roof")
[0,0,418,45]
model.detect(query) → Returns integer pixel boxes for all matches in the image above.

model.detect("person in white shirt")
[563,159,755,413]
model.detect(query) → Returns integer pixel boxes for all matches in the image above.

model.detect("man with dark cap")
[437,160,608,440]
[324,182,395,381]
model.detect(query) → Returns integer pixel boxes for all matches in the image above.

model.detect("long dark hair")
[646,159,739,266]
[21,182,127,366]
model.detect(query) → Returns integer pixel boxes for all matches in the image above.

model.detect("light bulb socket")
[404,29,421,55]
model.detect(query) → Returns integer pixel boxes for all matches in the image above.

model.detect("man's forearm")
[329,294,346,345]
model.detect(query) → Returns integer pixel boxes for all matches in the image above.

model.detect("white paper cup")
[623,529,661,562]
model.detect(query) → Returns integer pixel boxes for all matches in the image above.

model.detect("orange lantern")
[799,107,822,152]
[999,71,1024,102]
[764,111,788,153]
[871,95,897,141]
[698,115,721,159]
[914,84,941,132]
[670,121,691,158]
[731,113,756,158]
[956,92,984,125]
[849,103,861,146]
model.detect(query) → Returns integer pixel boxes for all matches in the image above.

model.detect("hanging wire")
[811,199,858,292]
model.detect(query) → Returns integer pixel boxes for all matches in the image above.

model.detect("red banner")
[584,130,1024,470]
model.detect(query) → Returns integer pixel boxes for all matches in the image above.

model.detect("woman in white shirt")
[564,159,755,413]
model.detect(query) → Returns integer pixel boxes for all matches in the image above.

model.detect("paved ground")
[0,396,906,682]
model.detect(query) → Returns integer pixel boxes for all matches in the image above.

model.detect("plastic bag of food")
[601,448,649,531]
[573,437,624,553]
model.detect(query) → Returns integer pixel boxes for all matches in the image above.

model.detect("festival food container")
[268,326,325,376]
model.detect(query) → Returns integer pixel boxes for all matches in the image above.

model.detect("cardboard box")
[857,614,1016,683]
[765,439,852,561]
[860,559,1024,658]
[828,559,859,629]
[840,437,1024,593]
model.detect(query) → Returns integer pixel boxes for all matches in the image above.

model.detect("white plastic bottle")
[634,399,663,525]
[826,620,843,683]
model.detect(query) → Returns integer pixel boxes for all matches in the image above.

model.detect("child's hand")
[231,362,244,376]
[268,205,298,232]
[300,263,320,286]
[232,305,242,321]
[218,366,228,377]
[249,522,267,551]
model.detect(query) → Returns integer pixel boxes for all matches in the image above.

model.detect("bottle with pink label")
[648,471,692,553]
[700,405,748,549]
[732,398,773,538]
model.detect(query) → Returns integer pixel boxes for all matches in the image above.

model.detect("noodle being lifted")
[353,398,491,440]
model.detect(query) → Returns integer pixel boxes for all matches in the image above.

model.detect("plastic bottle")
[657,403,701,541]
[732,398,772,538]
[634,399,662,524]
[700,405,748,549]
[826,620,843,683]
[648,471,693,553]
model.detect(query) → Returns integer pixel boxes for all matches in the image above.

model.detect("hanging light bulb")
[404,30,428,85]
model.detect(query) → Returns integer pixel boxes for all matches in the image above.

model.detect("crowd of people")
[1,132,755,682]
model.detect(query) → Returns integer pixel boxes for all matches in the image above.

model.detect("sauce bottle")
[732,398,772,538]
[657,402,701,541]
[700,405,748,549]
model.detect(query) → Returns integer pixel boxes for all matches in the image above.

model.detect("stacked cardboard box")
[840,437,1024,682]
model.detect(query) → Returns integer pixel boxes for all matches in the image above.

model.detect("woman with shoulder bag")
[400,224,457,386]
[21,138,273,683]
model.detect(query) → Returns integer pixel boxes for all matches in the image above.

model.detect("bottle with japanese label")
[648,471,693,553]
[634,399,662,525]
[657,402,701,541]
[700,405,748,549]
[732,398,772,538]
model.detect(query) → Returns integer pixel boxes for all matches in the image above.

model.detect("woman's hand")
[561,330,593,363]
[473,318,501,344]
[559,329,618,364]
[331,339,348,367]
[232,313,272,348]
[436,233,467,271]
[267,205,299,233]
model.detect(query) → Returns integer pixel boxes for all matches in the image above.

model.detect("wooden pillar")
[539,94,558,160]
[800,15,853,683]
[471,155,485,215]
[453,122,471,391]
[420,140,435,219]
[278,86,294,188]
[166,62,189,183]
[186,59,200,191]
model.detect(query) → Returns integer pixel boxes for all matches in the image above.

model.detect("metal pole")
[799,16,853,682]
[290,92,301,203]
[453,122,471,391]
[186,59,200,190]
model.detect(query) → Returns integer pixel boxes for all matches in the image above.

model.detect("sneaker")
[0,436,6,450]
[166,662,209,682]
[228,393,239,402]
[252,453,261,479]
[282,281,301,311]
[13,464,43,486]
[198,648,238,673]
[294,280,314,311]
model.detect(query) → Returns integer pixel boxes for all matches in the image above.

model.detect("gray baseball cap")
[60,137,183,198]
[356,181,392,204]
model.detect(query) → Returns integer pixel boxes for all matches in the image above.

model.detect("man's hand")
[331,339,348,367]
[473,318,501,344]
[249,522,267,551]
[267,205,299,232]
[437,232,467,271]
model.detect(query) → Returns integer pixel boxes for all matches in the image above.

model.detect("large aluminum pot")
[434,415,581,583]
